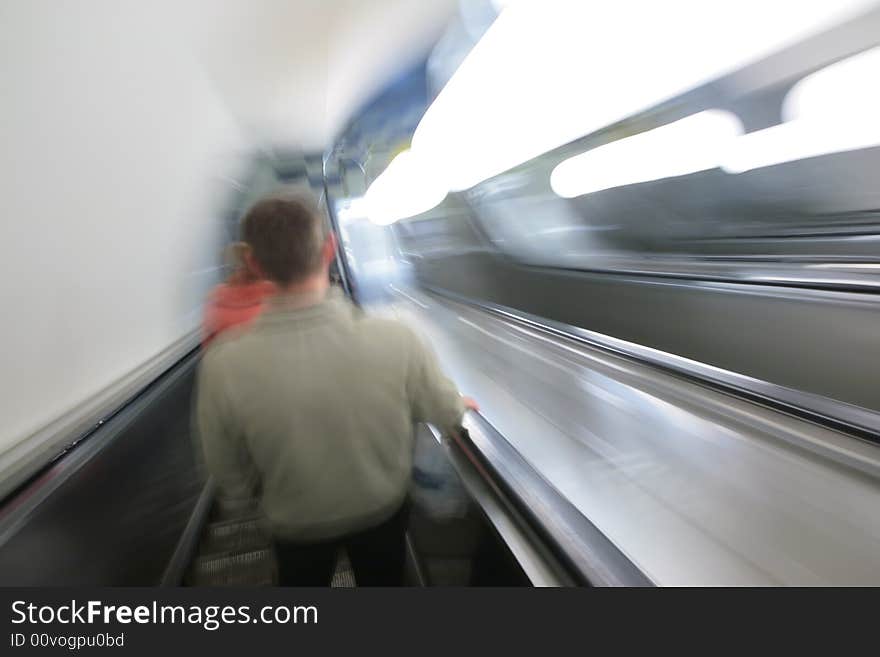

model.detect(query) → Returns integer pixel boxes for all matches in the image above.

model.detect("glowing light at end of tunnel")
[364,150,448,226]
[335,196,369,224]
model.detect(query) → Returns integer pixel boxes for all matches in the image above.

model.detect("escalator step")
[201,517,271,554]
[330,550,356,587]
[188,548,276,586]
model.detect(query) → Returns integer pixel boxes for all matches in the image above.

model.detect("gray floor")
[370,285,880,586]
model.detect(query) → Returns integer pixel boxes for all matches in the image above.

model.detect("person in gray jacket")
[196,192,477,586]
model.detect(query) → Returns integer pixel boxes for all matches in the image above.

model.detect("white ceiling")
[181,0,458,153]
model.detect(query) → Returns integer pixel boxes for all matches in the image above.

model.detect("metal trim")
[321,155,357,303]
[0,330,201,502]
[161,478,216,586]
[404,531,429,587]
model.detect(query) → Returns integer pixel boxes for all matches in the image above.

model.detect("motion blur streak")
[377,289,880,585]
[551,111,744,198]
[364,150,448,225]
[722,46,880,173]
[0,0,456,489]
[410,0,877,191]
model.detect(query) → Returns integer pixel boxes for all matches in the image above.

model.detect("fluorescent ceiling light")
[722,46,880,173]
[489,0,520,11]
[783,45,880,122]
[364,150,447,226]
[721,119,880,174]
[554,47,880,190]
[365,1,877,218]
[551,110,743,198]
[411,0,876,192]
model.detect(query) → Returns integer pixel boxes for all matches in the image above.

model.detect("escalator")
[383,283,880,585]
[0,343,608,587]
[0,351,205,586]
[6,281,876,586]
[179,415,605,587]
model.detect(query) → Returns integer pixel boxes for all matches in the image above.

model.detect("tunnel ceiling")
[180,0,457,156]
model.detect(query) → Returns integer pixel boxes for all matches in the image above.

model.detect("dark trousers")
[274,503,409,586]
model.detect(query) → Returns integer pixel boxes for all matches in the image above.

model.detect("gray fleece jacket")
[196,288,464,541]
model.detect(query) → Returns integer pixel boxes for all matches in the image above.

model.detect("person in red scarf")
[202,242,275,347]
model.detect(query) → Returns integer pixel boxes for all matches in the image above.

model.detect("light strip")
[551,111,743,198]
[413,0,876,192]
[722,46,880,173]
[721,119,880,174]
[365,0,877,220]
[364,150,447,225]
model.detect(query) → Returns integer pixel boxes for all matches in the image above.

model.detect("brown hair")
[241,193,327,286]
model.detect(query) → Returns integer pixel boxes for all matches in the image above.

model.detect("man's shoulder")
[354,314,419,342]
[202,324,256,365]
[357,315,415,338]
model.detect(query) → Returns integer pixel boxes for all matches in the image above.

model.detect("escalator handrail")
[161,477,215,586]
[0,336,201,506]
[449,412,653,587]
[0,349,203,549]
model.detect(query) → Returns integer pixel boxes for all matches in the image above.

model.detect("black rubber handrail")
[452,413,653,587]
[0,346,202,509]
[0,349,204,565]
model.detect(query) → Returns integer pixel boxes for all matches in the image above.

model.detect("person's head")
[223,241,258,285]
[240,193,336,290]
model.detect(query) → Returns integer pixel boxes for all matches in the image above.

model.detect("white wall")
[0,1,248,454]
